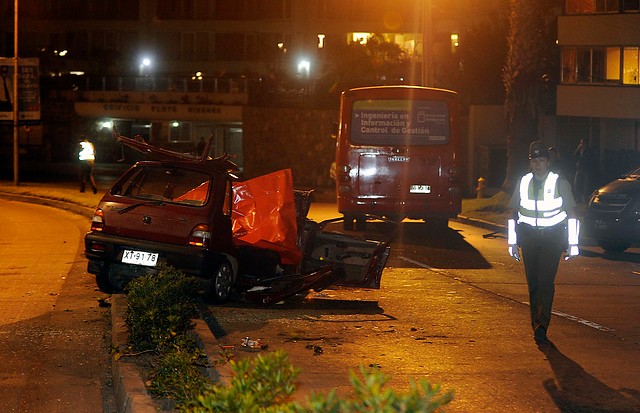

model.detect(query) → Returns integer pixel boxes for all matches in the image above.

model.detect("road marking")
[399,256,615,333]
[550,308,614,332]
[399,256,444,273]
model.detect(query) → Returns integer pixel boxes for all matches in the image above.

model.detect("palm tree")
[502,0,562,191]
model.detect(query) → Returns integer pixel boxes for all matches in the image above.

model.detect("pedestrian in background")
[547,146,570,179]
[507,141,580,343]
[573,138,594,203]
[77,137,98,194]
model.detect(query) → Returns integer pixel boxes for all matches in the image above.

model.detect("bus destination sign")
[351,99,449,145]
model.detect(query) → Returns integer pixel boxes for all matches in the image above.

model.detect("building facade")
[0,0,507,185]
[557,0,640,184]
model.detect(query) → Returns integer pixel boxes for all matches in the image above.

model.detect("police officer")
[77,137,98,194]
[507,141,580,343]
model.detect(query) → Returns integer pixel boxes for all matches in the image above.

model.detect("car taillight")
[91,208,105,232]
[189,224,211,247]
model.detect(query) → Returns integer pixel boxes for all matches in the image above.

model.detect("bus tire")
[355,216,367,231]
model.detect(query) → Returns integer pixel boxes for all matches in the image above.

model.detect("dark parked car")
[584,166,640,253]
[84,134,390,304]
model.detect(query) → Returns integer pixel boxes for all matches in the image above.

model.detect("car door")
[299,217,391,289]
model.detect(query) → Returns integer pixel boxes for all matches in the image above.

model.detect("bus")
[334,85,461,230]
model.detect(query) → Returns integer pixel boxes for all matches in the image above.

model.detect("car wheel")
[95,269,115,294]
[207,260,234,304]
[597,240,631,253]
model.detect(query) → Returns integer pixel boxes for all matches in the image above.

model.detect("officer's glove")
[564,218,580,261]
[507,219,520,262]
[565,245,580,260]
[508,245,521,262]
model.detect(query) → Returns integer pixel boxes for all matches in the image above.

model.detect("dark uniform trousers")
[517,222,565,331]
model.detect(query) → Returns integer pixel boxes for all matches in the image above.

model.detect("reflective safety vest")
[517,172,567,227]
[78,141,95,161]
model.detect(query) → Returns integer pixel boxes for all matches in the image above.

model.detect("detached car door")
[300,218,391,289]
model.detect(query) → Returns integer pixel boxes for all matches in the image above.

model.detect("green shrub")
[185,351,453,413]
[186,350,300,412]
[297,366,454,412]
[124,265,200,351]
[147,342,212,408]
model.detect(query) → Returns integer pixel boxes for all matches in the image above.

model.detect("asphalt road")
[1,195,639,412]
[0,199,115,412]
[201,205,640,412]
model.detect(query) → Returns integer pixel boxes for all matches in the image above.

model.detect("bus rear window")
[350,99,449,146]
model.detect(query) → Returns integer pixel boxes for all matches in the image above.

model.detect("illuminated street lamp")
[298,59,311,95]
[192,71,203,92]
[139,57,151,76]
[298,60,310,77]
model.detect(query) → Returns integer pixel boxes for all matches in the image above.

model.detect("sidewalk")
[0,178,509,413]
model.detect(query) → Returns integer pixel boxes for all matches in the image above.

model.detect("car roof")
[132,158,237,176]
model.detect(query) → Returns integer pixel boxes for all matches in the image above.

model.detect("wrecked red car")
[84,134,390,304]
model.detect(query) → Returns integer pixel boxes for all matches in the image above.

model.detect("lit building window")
[561,46,636,85]
[565,0,620,14]
[450,34,459,53]
[352,32,371,44]
[623,47,639,84]
[606,47,621,81]
[562,47,577,83]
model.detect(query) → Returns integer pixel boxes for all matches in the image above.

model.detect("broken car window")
[112,166,211,206]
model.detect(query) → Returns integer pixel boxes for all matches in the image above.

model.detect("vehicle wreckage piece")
[84,132,391,304]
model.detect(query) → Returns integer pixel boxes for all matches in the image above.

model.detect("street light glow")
[298,60,310,76]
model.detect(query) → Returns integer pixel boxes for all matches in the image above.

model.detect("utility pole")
[422,0,434,87]
[13,0,19,186]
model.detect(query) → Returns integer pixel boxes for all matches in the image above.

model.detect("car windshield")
[112,166,211,206]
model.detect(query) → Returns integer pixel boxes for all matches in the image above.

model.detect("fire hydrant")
[477,177,487,199]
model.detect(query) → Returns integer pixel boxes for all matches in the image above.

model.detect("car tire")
[95,269,115,294]
[207,260,234,304]
[597,240,631,253]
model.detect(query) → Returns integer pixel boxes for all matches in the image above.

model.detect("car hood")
[596,176,640,197]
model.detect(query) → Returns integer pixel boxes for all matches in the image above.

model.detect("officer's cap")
[528,140,548,160]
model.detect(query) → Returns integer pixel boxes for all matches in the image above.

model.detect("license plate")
[410,184,431,194]
[122,250,159,267]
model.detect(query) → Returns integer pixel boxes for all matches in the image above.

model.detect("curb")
[111,295,157,413]
[111,296,234,413]
[0,192,95,219]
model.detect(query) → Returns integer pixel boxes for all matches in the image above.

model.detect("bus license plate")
[410,185,431,194]
[122,250,159,267]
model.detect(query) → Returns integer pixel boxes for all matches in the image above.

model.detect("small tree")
[321,34,413,95]
[502,0,562,191]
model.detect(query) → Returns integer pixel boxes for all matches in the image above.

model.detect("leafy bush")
[187,350,300,412]
[185,351,453,413]
[124,265,200,351]
[147,342,211,407]
[298,366,454,412]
